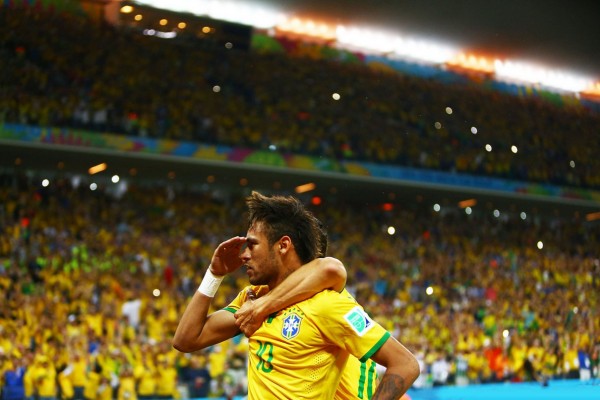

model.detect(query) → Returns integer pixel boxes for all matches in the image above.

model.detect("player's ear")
[278,236,292,255]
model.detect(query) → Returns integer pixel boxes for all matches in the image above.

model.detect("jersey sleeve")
[222,285,269,314]
[314,290,391,363]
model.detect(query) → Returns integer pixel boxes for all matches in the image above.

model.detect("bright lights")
[88,163,107,175]
[42,179,50,187]
[433,204,441,212]
[134,14,143,21]
[295,182,316,194]
[213,85,221,93]
[142,29,177,39]
[537,241,544,250]
[112,175,120,183]
[90,183,98,191]
[159,18,168,26]
[570,160,576,168]
[132,1,597,97]
[511,145,518,153]
[153,289,161,297]
[502,329,510,338]
[471,127,478,134]
[445,107,453,114]
[458,199,477,208]
[586,212,600,222]
[494,60,593,92]
[448,53,496,73]
[332,93,341,100]
[426,286,434,296]
[387,226,396,235]
[434,122,442,129]
[178,22,186,29]
[493,209,500,218]
[485,144,492,152]
[520,212,527,220]
[465,207,472,215]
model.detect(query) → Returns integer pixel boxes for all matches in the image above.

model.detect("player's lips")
[244,264,253,274]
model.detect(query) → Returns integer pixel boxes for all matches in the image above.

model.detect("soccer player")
[234,220,381,399]
[173,191,419,399]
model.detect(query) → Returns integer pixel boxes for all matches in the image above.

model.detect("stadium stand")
[0,171,598,398]
[1,2,599,400]
[1,5,600,189]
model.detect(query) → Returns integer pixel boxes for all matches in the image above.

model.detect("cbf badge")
[282,313,302,340]
[344,306,374,337]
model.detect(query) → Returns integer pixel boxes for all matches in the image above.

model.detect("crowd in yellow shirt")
[0,177,598,398]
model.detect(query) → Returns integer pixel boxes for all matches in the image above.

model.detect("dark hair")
[315,217,328,257]
[246,191,321,264]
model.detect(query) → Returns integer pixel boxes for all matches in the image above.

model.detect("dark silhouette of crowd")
[1,5,600,190]
[0,171,598,398]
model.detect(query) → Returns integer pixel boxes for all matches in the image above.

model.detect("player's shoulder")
[302,288,360,315]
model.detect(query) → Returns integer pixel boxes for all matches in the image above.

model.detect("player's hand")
[234,288,269,337]
[209,236,247,276]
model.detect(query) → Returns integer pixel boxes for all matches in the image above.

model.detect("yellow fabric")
[117,376,137,400]
[134,363,157,396]
[33,363,57,397]
[334,356,378,400]
[83,371,101,400]
[156,366,178,397]
[226,286,389,400]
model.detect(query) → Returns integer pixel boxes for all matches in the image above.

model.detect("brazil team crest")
[344,306,374,337]
[282,313,302,340]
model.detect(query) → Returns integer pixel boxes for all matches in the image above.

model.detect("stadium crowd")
[2,5,600,190]
[0,173,598,399]
[1,3,600,399]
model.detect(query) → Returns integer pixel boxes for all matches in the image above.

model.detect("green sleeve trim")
[266,312,277,323]
[359,331,391,362]
[223,307,237,314]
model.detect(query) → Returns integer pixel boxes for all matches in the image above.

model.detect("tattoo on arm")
[372,374,407,400]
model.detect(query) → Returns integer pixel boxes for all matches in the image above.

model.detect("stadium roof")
[255,0,600,78]
[129,0,600,94]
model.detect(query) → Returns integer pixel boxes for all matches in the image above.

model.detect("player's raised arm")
[233,257,347,337]
[172,236,247,353]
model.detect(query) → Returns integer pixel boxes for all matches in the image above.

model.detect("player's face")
[241,222,280,287]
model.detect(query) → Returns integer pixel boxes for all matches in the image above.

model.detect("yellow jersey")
[225,287,390,400]
[334,356,378,400]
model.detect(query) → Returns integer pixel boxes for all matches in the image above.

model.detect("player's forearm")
[372,372,411,400]
[371,339,420,399]
[172,291,213,353]
[257,257,347,316]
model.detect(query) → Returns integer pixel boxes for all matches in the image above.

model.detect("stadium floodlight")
[135,0,286,29]
[391,37,457,64]
[494,60,593,92]
[336,26,396,53]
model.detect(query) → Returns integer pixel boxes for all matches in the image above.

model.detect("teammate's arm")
[172,236,247,353]
[234,257,346,336]
[370,337,420,399]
